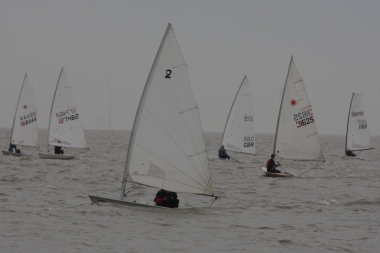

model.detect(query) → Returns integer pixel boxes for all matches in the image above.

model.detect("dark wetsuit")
[54,146,64,155]
[8,144,20,153]
[9,144,16,152]
[218,147,230,159]
[346,150,356,157]
[154,190,179,208]
[266,159,281,173]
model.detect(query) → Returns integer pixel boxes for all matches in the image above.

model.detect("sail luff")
[221,75,247,147]
[120,24,173,200]
[345,93,354,154]
[273,56,293,155]
[9,74,27,146]
[47,68,63,152]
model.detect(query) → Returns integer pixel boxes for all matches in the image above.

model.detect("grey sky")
[1,0,379,135]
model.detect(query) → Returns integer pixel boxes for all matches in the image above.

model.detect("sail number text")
[20,111,37,126]
[56,108,79,124]
[59,114,79,124]
[244,136,254,147]
[293,109,314,128]
[358,120,367,129]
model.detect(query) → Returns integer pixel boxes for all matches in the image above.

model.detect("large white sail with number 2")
[47,68,87,150]
[221,75,256,155]
[345,93,372,152]
[10,74,38,147]
[273,57,324,161]
[122,23,214,196]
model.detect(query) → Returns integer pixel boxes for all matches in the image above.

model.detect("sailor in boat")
[8,144,21,153]
[218,145,230,160]
[54,141,64,155]
[266,154,281,173]
[154,189,179,208]
[346,150,356,157]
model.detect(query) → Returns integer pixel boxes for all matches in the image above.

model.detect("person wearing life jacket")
[346,150,356,157]
[218,145,230,160]
[266,154,281,173]
[154,189,179,208]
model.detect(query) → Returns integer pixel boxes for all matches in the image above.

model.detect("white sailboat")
[2,74,38,156]
[212,76,256,162]
[342,93,374,160]
[38,68,87,159]
[262,56,325,177]
[89,23,217,208]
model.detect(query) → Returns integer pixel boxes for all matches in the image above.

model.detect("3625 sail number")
[293,109,314,128]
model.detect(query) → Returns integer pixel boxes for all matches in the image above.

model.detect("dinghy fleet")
[2,23,375,208]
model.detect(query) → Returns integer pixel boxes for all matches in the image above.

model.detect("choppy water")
[1,129,380,253]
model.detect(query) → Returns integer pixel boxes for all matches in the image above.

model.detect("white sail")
[221,76,256,155]
[123,24,214,196]
[10,74,38,147]
[48,68,87,149]
[273,57,324,161]
[346,93,372,151]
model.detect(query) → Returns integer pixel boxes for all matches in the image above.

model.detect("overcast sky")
[1,0,379,135]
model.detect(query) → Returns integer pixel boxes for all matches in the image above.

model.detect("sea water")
[1,129,379,252]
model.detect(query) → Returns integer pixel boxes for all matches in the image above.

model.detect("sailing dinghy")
[38,68,87,159]
[342,93,374,160]
[214,75,256,162]
[262,56,325,177]
[2,74,38,157]
[89,23,217,208]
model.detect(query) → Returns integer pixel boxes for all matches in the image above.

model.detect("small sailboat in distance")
[38,68,87,159]
[2,74,38,156]
[342,93,374,160]
[211,76,256,162]
[89,23,217,208]
[262,56,325,177]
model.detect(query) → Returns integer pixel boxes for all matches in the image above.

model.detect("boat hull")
[209,155,241,163]
[262,167,293,177]
[341,156,365,160]
[88,195,165,208]
[2,150,25,157]
[38,153,75,160]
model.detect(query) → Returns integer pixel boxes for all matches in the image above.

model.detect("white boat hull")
[262,167,293,177]
[88,195,166,208]
[38,152,75,160]
[2,150,25,157]
[341,156,365,160]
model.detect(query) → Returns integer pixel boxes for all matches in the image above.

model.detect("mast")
[344,92,354,155]
[47,68,63,152]
[120,24,172,200]
[273,56,293,155]
[9,74,28,146]
[220,75,247,147]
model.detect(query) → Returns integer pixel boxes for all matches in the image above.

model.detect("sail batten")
[221,76,256,156]
[121,24,214,198]
[274,57,324,161]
